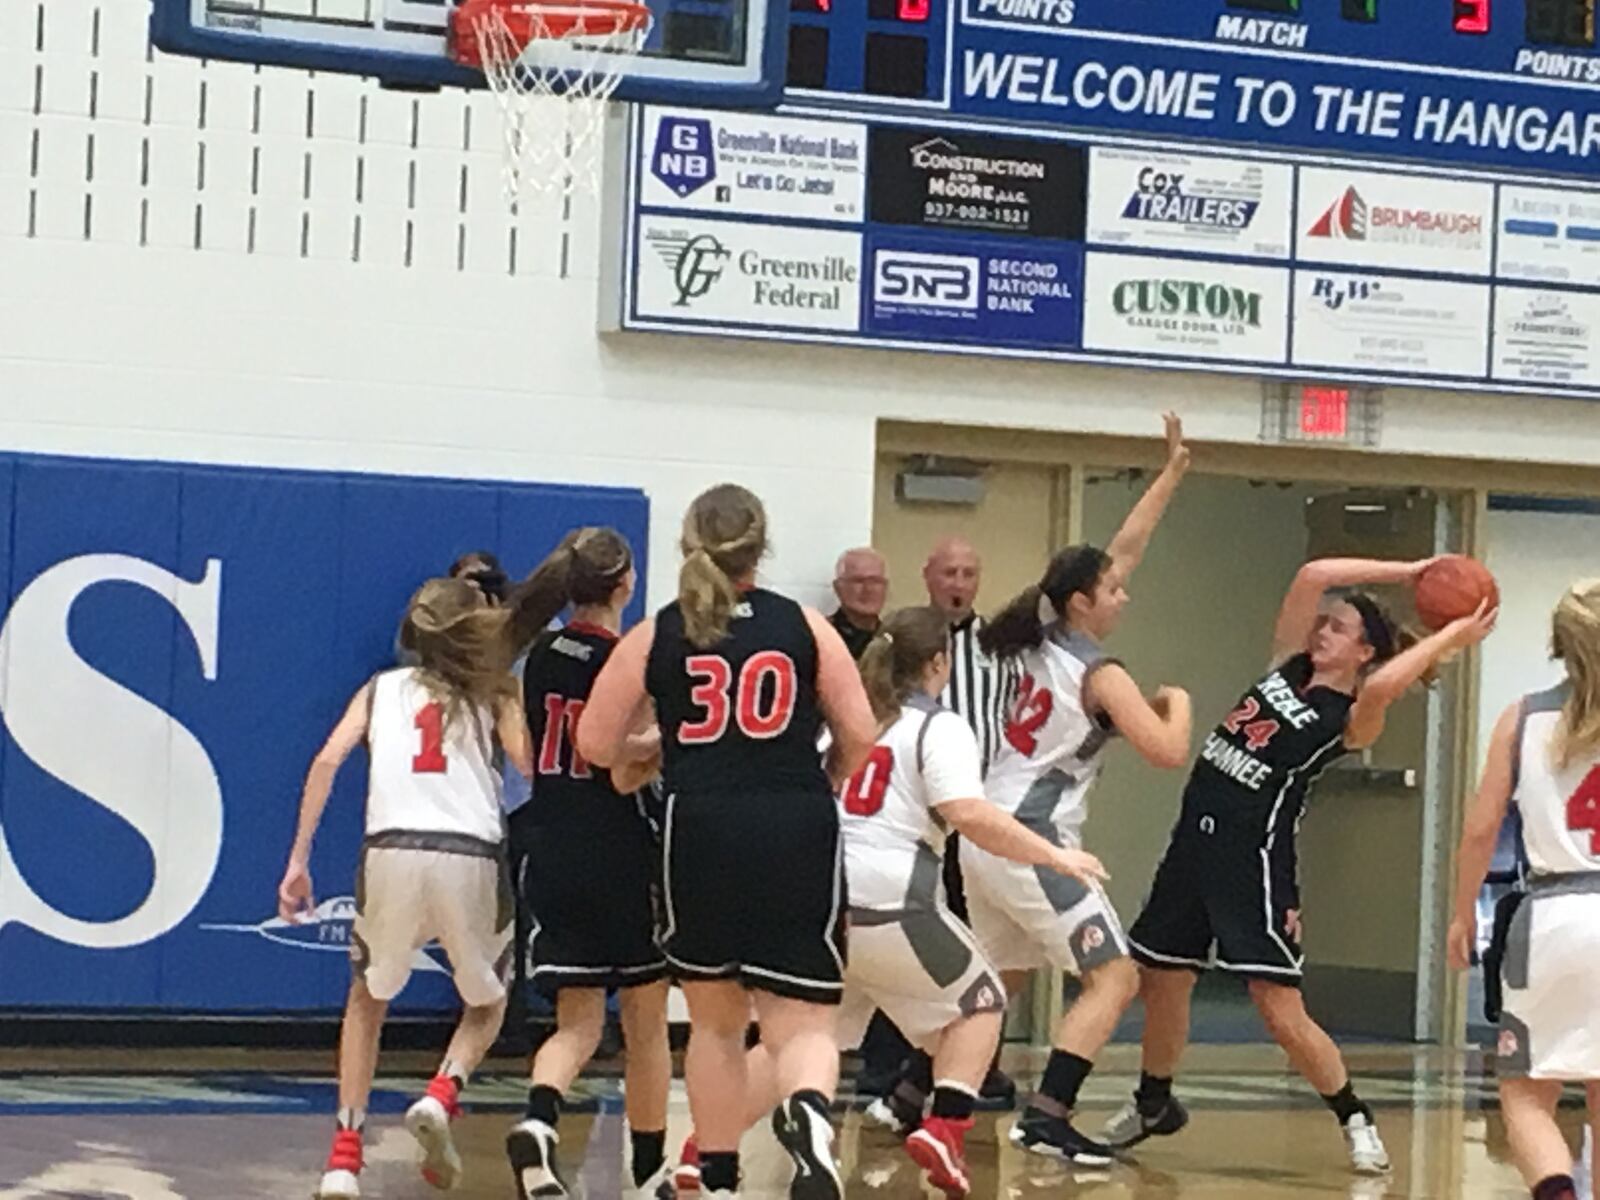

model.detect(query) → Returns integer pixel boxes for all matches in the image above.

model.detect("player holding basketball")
[1449,579,1600,1200]
[502,528,672,1200]
[954,412,1194,1165]
[1108,558,1496,1174]
[578,483,878,1200]
[281,577,534,1200]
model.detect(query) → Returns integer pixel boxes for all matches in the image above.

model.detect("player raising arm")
[1113,556,1496,1176]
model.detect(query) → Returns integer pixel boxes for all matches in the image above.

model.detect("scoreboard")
[783,0,1600,176]
[609,2,1600,401]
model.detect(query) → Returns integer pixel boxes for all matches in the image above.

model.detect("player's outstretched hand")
[278,860,315,924]
[1444,600,1499,649]
[1163,411,1190,476]
[1050,847,1108,885]
[1446,916,1475,972]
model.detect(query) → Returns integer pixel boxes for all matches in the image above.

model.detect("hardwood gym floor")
[0,1043,1592,1198]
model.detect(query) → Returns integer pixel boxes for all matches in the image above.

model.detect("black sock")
[630,1129,666,1187]
[790,1088,832,1121]
[525,1084,562,1126]
[700,1150,739,1191]
[929,1082,977,1122]
[1038,1050,1095,1111]
[1532,1175,1577,1200]
[904,1049,935,1095]
[1320,1082,1371,1126]
[1134,1072,1173,1116]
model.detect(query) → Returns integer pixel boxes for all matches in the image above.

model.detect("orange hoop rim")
[450,0,652,66]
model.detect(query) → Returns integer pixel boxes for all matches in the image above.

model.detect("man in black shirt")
[828,547,888,661]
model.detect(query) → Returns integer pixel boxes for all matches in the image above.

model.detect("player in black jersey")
[1107,557,1496,1175]
[501,529,671,1200]
[581,484,878,1200]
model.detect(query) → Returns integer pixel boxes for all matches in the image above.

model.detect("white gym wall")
[4,0,1600,608]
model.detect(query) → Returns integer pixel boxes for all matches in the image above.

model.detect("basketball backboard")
[149,0,786,106]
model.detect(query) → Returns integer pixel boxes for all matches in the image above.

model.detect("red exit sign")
[1299,385,1351,439]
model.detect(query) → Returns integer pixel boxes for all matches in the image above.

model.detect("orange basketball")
[1414,556,1499,631]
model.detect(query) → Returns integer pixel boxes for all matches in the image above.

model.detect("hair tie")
[881,631,894,646]
[1036,591,1058,625]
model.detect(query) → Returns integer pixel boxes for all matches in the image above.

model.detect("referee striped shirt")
[939,613,1018,773]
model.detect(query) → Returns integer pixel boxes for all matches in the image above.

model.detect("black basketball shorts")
[1128,810,1306,986]
[513,803,666,999]
[661,787,847,1005]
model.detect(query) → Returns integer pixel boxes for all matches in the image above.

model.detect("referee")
[924,536,1018,771]
[925,534,1019,1107]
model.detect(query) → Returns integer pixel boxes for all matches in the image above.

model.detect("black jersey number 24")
[680,652,799,744]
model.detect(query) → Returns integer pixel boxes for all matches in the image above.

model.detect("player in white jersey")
[277,577,534,1200]
[842,606,1108,1196]
[1451,579,1600,1200]
[962,412,1194,1164]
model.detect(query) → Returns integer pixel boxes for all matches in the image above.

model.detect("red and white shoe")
[316,1128,364,1199]
[906,1117,974,1199]
[406,1075,465,1190]
[673,1135,702,1193]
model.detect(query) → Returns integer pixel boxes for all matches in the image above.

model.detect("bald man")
[923,536,1015,770]
[830,547,888,661]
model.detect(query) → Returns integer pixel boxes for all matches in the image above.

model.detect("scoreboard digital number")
[784,0,1600,178]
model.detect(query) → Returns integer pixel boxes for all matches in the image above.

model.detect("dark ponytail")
[1344,589,1434,685]
[504,526,632,651]
[859,607,951,723]
[980,545,1111,660]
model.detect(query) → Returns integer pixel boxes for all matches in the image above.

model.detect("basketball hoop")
[450,0,652,203]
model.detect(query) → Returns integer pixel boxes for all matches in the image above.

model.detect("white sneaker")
[1343,1114,1391,1175]
[507,1117,568,1199]
[405,1094,463,1190]
[315,1168,360,1199]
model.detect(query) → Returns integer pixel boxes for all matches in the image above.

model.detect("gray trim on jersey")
[852,843,948,925]
[362,829,505,859]
[1009,772,1095,911]
[1513,682,1570,796]
[1047,628,1122,759]
[902,692,944,775]
[1528,869,1600,895]
[1012,768,1075,840]
[1502,895,1533,990]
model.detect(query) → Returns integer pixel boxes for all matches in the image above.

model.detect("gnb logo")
[651,117,716,199]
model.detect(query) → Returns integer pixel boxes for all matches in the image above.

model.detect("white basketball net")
[468,3,651,202]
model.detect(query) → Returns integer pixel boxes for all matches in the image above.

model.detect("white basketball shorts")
[351,833,514,1008]
[1497,881,1600,1081]
[960,839,1129,976]
[837,903,1006,1053]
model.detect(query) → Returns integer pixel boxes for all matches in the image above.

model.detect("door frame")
[878,418,1600,1047]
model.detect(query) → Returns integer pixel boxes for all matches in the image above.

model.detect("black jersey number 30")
[680,652,799,744]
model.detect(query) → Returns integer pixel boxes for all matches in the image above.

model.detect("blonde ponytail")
[1551,578,1600,768]
[677,484,768,648]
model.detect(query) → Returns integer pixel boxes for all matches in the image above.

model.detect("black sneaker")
[1009,1110,1117,1166]
[507,1118,569,1199]
[975,1067,1017,1111]
[1101,1096,1190,1150]
[771,1097,843,1200]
